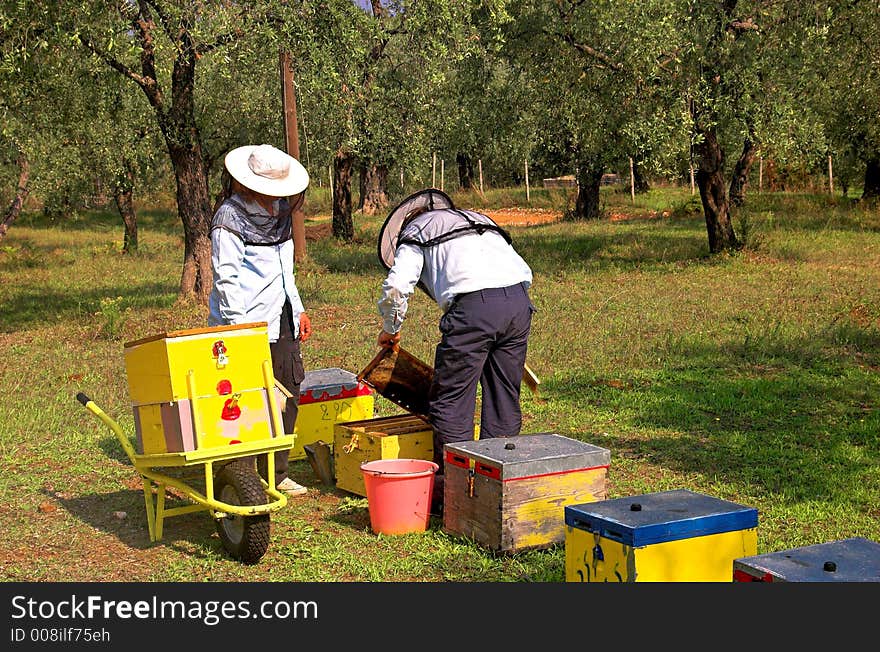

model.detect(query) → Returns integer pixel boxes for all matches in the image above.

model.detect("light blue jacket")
[208,194,305,342]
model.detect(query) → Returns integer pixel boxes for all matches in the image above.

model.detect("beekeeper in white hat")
[208,144,311,497]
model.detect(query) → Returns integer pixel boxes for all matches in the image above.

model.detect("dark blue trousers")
[429,282,534,468]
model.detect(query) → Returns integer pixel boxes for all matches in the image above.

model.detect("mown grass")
[0,185,878,582]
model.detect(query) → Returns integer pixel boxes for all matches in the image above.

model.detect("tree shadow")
[543,328,880,506]
[0,282,176,332]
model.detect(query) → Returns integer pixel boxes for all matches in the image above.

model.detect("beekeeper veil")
[377,188,456,270]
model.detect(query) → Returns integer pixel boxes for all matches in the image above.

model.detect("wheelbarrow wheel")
[214,459,270,564]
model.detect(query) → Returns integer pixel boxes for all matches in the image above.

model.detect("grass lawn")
[0,184,878,582]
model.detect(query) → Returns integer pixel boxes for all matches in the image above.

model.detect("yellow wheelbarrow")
[75,322,296,564]
[76,391,294,564]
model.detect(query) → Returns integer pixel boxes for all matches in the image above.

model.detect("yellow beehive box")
[333,414,434,497]
[565,489,759,582]
[124,322,271,405]
[124,322,284,454]
[290,368,375,461]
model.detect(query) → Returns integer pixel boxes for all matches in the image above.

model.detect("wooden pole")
[432,152,436,188]
[759,156,763,192]
[828,154,834,194]
[478,159,484,194]
[280,50,307,263]
[329,164,333,200]
[440,159,445,191]
[629,157,635,202]
[525,160,530,201]
[689,164,695,195]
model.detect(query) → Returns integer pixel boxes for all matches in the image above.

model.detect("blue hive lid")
[565,489,758,547]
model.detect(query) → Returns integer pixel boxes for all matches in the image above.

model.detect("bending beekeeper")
[375,188,536,513]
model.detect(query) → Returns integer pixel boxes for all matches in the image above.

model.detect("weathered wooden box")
[333,414,434,497]
[124,322,285,454]
[733,537,880,582]
[442,434,611,554]
[565,489,758,582]
[291,368,374,461]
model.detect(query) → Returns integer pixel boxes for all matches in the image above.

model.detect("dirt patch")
[481,208,560,226]
[304,222,333,241]
[303,208,560,241]
[302,208,672,239]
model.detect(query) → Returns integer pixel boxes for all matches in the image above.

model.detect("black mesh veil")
[377,188,456,270]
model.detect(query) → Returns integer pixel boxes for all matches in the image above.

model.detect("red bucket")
[360,458,439,535]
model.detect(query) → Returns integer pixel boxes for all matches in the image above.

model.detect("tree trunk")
[361,163,389,216]
[863,157,880,201]
[632,161,650,194]
[332,150,355,241]
[357,162,366,212]
[695,126,739,253]
[569,165,603,221]
[729,137,757,207]
[457,152,475,191]
[168,143,213,303]
[0,148,29,243]
[114,164,138,254]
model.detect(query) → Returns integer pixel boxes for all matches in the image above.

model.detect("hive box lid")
[734,537,880,582]
[565,489,758,547]
[299,368,372,404]
[444,433,610,480]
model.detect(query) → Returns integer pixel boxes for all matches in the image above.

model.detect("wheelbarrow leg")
[154,482,167,541]
[142,476,157,542]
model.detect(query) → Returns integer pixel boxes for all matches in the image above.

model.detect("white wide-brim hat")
[224,144,310,197]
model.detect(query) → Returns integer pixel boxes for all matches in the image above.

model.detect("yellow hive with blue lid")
[565,488,758,582]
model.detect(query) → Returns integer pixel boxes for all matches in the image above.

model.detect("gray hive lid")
[444,433,611,480]
[300,368,365,401]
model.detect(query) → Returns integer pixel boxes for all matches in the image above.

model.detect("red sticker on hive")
[221,396,241,420]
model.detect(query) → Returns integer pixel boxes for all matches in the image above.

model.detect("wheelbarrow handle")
[75,391,138,465]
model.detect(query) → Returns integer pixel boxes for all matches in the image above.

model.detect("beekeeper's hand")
[299,312,312,342]
[377,329,400,349]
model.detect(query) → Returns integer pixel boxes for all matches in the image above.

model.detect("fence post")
[525,160,530,202]
[828,154,834,194]
[432,152,436,188]
[629,157,635,202]
[478,159,484,194]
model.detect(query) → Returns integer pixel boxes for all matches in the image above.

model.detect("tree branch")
[141,0,176,45]
[550,29,623,71]
[78,34,150,90]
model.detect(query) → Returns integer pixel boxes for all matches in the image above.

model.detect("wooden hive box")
[123,322,285,454]
[290,368,374,461]
[333,414,434,497]
[442,433,611,554]
[565,489,758,582]
[733,537,880,582]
